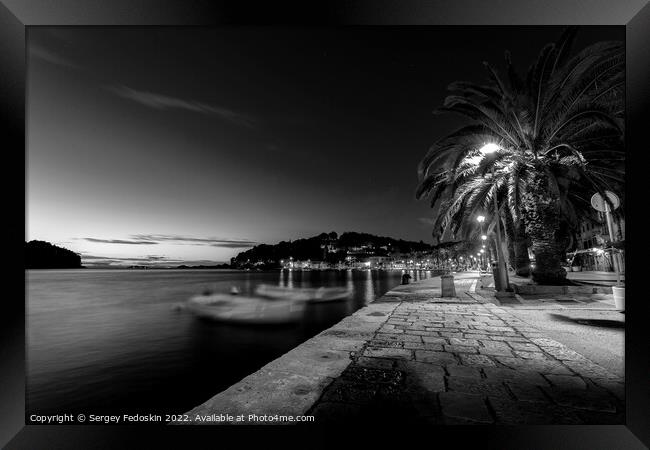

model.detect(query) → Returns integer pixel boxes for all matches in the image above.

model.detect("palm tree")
[416,28,624,285]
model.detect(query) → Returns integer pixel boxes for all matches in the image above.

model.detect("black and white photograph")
[21,23,630,428]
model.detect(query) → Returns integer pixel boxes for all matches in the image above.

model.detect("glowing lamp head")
[481,235,487,241]
[476,215,485,223]
[479,143,500,155]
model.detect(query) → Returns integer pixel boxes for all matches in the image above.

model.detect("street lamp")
[479,143,509,292]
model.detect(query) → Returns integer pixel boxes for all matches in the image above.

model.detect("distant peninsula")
[26,240,83,269]
[176,264,232,269]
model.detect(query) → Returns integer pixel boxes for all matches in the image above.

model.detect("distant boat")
[255,284,353,303]
[185,294,306,325]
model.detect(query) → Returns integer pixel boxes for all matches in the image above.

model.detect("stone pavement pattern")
[307,275,624,425]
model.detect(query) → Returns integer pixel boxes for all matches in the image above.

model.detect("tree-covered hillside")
[26,240,83,269]
[231,232,433,268]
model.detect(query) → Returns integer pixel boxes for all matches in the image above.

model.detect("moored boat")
[255,284,353,303]
[185,294,305,325]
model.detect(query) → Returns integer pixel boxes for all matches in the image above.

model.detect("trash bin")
[491,261,503,291]
[441,274,456,297]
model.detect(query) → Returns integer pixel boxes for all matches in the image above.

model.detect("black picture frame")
[2,1,648,448]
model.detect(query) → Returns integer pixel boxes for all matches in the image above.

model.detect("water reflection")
[287,269,294,289]
[364,269,375,304]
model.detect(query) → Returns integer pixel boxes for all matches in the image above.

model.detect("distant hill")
[231,231,433,268]
[25,240,83,269]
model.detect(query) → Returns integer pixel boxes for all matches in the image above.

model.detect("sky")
[26,26,623,267]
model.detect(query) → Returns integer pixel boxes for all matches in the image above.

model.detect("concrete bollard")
[441,274,456,297]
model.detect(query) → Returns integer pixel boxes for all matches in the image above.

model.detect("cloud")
[29,44,81,70]
[131,234,257,248]
[80,253,227,267]
[83,238,159,245]
[418,217,437,226]
[106,85,257,128]
[82,254,181,262]
[211,242,257,248]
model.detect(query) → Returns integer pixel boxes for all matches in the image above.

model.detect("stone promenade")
[183,273,624,425]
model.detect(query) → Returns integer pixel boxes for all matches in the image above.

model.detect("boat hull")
[186,294,306,325]
[255,284,352,303]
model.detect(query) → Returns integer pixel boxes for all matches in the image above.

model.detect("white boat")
[255,284,353,303]
[185,294,305,325]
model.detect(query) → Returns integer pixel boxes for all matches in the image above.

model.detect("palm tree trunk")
[514,218,531,276]
[521,170,567,284]
[502,210,516,271]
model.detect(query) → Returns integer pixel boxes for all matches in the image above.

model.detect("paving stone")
[529,337,566,348]
[401,341,428,350]
[443,344,478,354]
[364,347,412,360]
[414,350,458,365]
[505,381,550,402]
[458,354,497,367]
[375,333,404,342]
[397,361,446,393]
[543,387,618,413]
[562,360,620,380]
[488,396,583,425]
[494,356,573,375]
[587,379,625,402]
[463,333,491,340]
[341,365,405,385]
[447,377,509,397]
[422,336,447,345]
[437,331,464,339]
[446,365,482,380]
[449,337,479,347]
[512,350,551,360]
[439,392,493,424]
[491,336,529,342]
[369,340,403,349]
[478,341,513,356]
[356,356,396,370]
[398,333,424,343]
[319,379,379,404]
[509,341,544,352]
[482,367,548,385]
[483,326,515,333]
[378,327,404,334]
[544,374,588,390]
[420,343,444,352]
[541,346,590,362]
[404,329,435,336]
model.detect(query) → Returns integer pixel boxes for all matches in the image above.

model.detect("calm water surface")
[27,268,438,417]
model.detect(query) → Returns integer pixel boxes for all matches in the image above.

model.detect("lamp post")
[479,143,509,292]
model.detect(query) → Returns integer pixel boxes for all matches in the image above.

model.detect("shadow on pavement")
[548,313,625,329]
